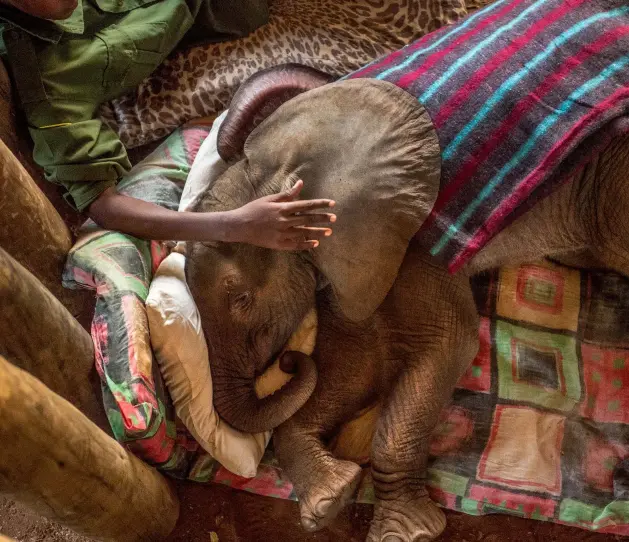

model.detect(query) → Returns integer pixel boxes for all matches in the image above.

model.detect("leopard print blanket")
[99,0,491,150]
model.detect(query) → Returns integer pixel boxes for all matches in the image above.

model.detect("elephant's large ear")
[244,79,442,322]
[217,64,334,162]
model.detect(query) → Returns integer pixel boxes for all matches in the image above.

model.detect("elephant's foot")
[366,494,446,542]
[298,458,362,532]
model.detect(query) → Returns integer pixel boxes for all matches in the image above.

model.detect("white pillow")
[147,253,318,477]
[171,110,229,256]
[178,109,229,213]
[147,252,269,478]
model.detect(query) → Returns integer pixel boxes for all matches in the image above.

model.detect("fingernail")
[325,230,332,237]
[313,241,320,248]
[329,214,337,223]
[329,201,336,207]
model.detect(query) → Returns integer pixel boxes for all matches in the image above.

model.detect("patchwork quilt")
[209,261,629,535]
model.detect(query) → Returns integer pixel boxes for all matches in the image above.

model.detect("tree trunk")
[0,136,91,320]
[0,355,179,542]
[0,247,106,430]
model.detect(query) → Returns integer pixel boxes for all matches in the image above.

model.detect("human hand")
[227,179,336,250]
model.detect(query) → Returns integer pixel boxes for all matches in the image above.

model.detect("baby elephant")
[273,240,478,542]
[186,1,629,540]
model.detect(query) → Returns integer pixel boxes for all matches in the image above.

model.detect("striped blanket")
[347,0,629,272]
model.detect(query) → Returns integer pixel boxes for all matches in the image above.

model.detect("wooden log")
[0,355,179,542]
[0,247,107,430]
[0,132,90,319]
[1,58,93,325]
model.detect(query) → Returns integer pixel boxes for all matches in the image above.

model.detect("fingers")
[291,226,332,240]
[282,212,337,227]
[277,239,320,251]
[272,179,304,203]
[261,177,337,251]
[269,178,336,212]
[280,198,335,213]
[275,226,332,251]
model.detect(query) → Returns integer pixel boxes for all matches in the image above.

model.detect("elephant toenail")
[382,536,403,542]
[314,498,333,516]
[301,517,318,532]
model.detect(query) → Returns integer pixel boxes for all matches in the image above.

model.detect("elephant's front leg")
[274,417,363,532]
[368,336,477,542]
[274,319,378,532]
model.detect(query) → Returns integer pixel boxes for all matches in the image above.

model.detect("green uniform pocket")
[97,22,168,88]
[96,0,193,90]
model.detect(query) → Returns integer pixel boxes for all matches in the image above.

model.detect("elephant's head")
[186,63,441,433]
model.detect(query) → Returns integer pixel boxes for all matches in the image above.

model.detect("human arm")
[88,180,336,250]
[2,1,332,250]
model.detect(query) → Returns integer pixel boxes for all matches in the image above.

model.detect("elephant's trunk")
[218,63,334,161]
[213,351,317,433]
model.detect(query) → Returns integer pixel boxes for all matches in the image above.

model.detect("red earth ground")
[0,481,625,542]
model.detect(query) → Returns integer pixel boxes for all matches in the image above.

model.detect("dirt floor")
[0,481,625,542]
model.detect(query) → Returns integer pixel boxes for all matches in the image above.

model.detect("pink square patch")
[580,344,629,424]
[457,317,491,393]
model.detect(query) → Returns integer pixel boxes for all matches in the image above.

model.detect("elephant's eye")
[229,290,252,311]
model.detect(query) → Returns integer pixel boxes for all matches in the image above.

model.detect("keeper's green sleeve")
[29,118,130,211]
[1,0,269,210]
[2,0,195,210]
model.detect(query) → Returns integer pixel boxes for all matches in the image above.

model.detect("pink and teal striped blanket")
[347,0,629,272]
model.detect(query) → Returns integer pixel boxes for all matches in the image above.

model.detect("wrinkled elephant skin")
[186,55,629,541]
